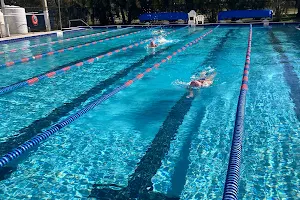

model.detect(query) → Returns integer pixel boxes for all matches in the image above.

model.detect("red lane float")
[6,61,15,66]
[46,72,56,78]
[62,66,71,71]
[27,77,39,84]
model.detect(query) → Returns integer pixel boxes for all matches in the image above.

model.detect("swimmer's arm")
[199,71,207,79]
[206,72,217,81]
[186,85,195,98]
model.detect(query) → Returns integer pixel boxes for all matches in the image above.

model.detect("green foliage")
[297,0,300,17]
[1,0,299,25]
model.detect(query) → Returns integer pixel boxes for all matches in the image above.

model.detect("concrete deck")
[0,28,87,44]
[0,31,61,42]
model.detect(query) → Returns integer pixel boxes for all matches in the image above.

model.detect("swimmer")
[153,29,165,35]
[186,71,216,98]
[149,40,158,48]
[157,36,167,44]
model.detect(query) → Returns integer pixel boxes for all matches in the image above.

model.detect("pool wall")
[0,28,89,44]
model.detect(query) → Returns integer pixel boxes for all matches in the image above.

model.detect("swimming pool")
[0,25,299,199]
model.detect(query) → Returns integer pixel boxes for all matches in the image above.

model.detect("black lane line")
[89,29,231,200]
[0,33,153,93]
[269,30,300,121]
[167,105,206,197]
[0,29,200,180]
[89,95,194,200]
[167,29,234,197]
[256,29,297,196]
[272,27,300,196]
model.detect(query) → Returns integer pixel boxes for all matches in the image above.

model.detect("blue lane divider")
[222,24,252,200]
[0,26,215,168]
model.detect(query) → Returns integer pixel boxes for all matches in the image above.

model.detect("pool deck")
[0,28,87,44]
[0,31,60,42]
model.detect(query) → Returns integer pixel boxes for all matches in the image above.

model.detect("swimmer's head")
[190,80,203,87]
[150,40,157,47]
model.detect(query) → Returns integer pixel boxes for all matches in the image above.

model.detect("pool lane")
[239,28,300,199]
[269,30,300,121]
[167,29,234,198]
[276,27,300,86]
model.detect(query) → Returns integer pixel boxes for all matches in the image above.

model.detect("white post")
[1,0,9,36]
[41,0,51,31]
[57,0,62,30]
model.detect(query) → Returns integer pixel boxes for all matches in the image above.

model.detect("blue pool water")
[0,25,299,199]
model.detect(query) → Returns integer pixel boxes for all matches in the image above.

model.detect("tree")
[297,0,300,18]
[2,0,299,26]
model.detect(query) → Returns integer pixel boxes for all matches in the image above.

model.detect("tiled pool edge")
[0,32,57,44]
[0,28,88,45]
[78,22,300,29]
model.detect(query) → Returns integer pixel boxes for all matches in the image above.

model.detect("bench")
[218,10,273,22]
[139,12,188,23]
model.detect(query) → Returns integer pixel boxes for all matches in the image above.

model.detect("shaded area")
[0,166,16,181]
[269,30,300,121]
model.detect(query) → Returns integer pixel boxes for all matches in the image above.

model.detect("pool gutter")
[0,28,89,44]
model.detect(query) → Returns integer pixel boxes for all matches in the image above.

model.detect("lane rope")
[0,26,217,168]
[222,24,252,200]
[0,27,188,95]
[0,27,133,55]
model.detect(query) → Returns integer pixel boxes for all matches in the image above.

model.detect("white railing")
[69,19,93,29]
